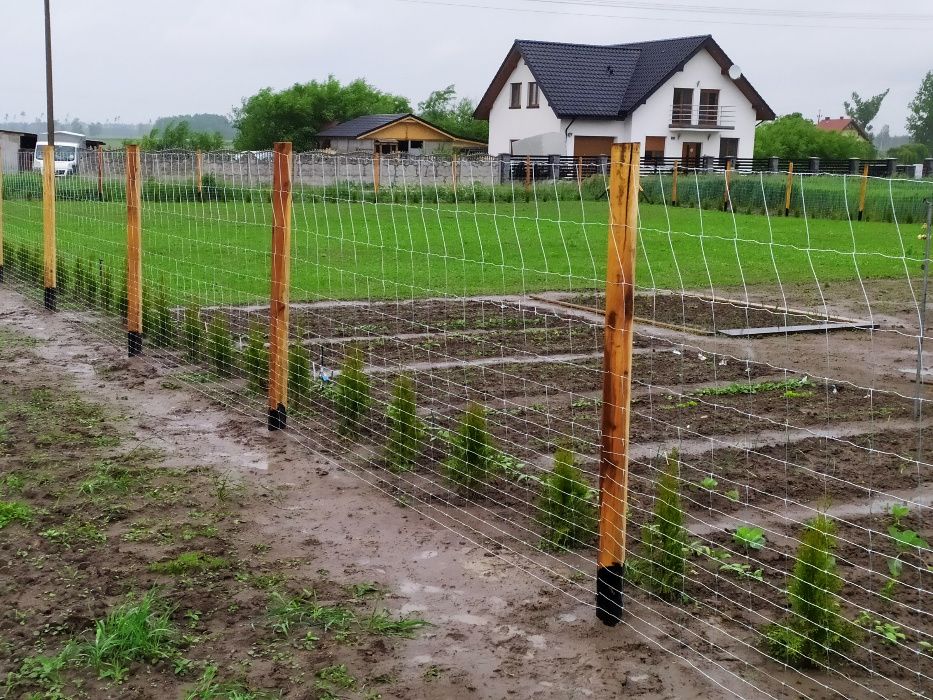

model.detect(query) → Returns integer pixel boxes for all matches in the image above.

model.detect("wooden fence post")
[452,153,458,194]
[577,156,583,186]
[97,146,104,201]
[373,150,381,195]
[858,163,869,221]
[42,144,57,310]
[596,142,640,626]
[195,149,203,201]
[126,144,143,356]
[267,141,293,431]
[671,159,679,206]
[0,144,4,283]
[722,159,732,211]
[784,161,794,217]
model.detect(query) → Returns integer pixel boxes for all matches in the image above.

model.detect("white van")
[33,131,86,176]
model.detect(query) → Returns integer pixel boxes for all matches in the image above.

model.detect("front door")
[574,136,615,157]
[682,142,701,165]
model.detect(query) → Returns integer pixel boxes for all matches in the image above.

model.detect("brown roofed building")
[816,117,870,141]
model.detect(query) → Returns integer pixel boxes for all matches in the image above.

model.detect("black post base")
[595,563,625,626]
[858,210,864,222]
[784,207,790,217]
[43,287,57,311]
[268,404,287,431]
[128,331,142,357]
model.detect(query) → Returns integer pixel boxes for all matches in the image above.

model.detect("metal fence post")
[548,154,561,181]
[809,156,820,174]
[849,158,860,175]
[769,156,779,173]
[886,158,897,178]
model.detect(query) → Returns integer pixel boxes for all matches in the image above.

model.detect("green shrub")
[206,313,235,378]
[445,403,492,492]
[99,264,114,312]
[183,304,202,362]
[537,448,596,550]
[334,348,370,435]
[84,259,99,307]
[764,514,855,667]
[385,374,423,471]
[288,340,311,411]
[640,450,687,602]
[243,323,268,393]
[149,279,174,347]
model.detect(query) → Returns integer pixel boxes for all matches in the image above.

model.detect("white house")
[474,35,775,162]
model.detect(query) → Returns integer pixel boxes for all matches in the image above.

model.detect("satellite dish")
[728,65,743,80]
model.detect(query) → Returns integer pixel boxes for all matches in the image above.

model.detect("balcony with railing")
[669,104,735,130]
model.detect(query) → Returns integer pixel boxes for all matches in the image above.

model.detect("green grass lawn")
[2,196,922,304]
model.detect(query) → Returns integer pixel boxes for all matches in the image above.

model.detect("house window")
[719,137,739,160]
[510,82,522,109]
[527,82,539,108]
[699,89,720,126]
[409,140,424,150]
[645,136,666,161]
[672,88,693,125]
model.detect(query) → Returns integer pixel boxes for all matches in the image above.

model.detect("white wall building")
[474,35,774,162]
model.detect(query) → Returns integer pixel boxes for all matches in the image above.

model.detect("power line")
[393,0,933,31]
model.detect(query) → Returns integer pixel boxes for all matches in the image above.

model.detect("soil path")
[0,289,726,698]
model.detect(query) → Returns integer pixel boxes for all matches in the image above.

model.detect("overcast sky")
[2,0,932,133]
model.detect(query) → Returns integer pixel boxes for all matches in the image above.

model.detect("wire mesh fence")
[0,144,930,699]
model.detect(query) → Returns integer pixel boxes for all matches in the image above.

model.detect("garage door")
[573,136,615,157]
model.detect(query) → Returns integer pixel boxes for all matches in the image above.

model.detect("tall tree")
[418,85,488,142]
[843,89,890,136]
[232,76,411,151]
[907,71,933,151]
[138,121,225,151]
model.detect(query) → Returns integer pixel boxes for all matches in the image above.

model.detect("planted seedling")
[763,514,855,667]
[724,488,740,502]
[206,313,235,378]
[888,503,909,527]
[385,374,424,471]
[639,450,687,602]
[719,562,764,581]
[734,525,766,551]
[243,323,268,393]
[288,341,312,412]
[183,304,203,362]
[334,348,370,436]
[888,525,929,553]
[880,557,902,600]
[537,448,596,551]
[699,476,718,491]
[445,403,493,492]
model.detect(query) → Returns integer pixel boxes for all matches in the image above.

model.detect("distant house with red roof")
[817,116,870,141]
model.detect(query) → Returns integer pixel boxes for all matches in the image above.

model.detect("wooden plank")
[577,155,583,186]
[126,144,143,355]
[858,163,869,221]
[718,322,875,337]
[452,153,458,194]
[42,144,57,309]
[267,141,293,430]
[597,142,640,626]
[784,161,794,217]
[722,158,732,211]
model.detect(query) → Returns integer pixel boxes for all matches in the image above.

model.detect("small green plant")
[41,518,106,547]
[72,257,87,303]
[288,340,312,412]
[724,488,740,501]
[149,551,229,575]
[364,609,430,637]
[206,313,235,378]
[873,619,906,646]
[537,448,596,551]
[0,500,33,528]
[85,258,99,307]
[445,403,493,492]
[243,323,268,393]
[79,590,177,682]
[763,514,855,667]
[316,664,356,696]
[693,377,810,398]
[888,525,929,553]
[888,503,909,527]
[3,643,77,698]
[334,348,370,435]
[699,476,718,491]
[640,450,687,602]
[183,304,202,362]
[734,525,766,550]
[183,663,278,700]
[720,562,764,581]
[880,557,902,600]
[384,374,424,471]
